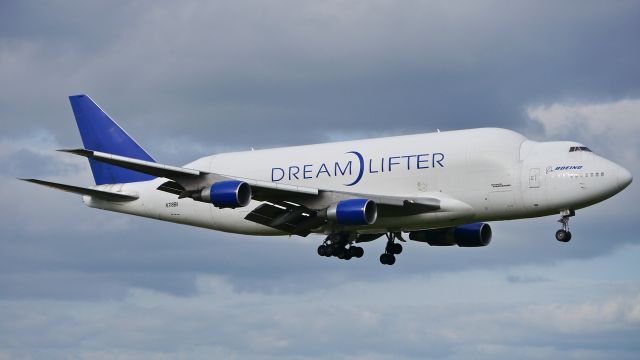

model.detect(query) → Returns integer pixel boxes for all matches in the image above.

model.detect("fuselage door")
[529,168,540,188]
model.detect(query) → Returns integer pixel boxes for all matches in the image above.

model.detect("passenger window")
[570,146,593,153]
[601,172,604,176]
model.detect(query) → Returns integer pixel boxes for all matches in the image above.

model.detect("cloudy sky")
[1,1,639,359]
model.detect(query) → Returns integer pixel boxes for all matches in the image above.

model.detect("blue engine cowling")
[408,223,492,247]
[200,180,252,209]
[327,199,378,226]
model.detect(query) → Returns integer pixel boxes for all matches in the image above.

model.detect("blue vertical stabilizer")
[69,94,156,185]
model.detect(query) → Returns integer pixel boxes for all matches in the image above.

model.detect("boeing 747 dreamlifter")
[23,95,633,265]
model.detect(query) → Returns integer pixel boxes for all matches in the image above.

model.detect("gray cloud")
[2,1,640,162]
[506,274,551,284]
[0,148,82,178]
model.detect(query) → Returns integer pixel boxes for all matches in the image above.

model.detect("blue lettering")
[272,167,285,182]
[554,165,583,171]
[432,153,444,167]
[289,166,300,180]
[417,154,430,169]
[345,151,364,186]
[335,161,352,176]
[303,164,313,179]
[274,151,445,183]
[388,156,401,172]
[402,155,416,170]
[368,158,379,173]
[316,163,331,178]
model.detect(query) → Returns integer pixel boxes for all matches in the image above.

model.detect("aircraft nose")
[617,166,633,189]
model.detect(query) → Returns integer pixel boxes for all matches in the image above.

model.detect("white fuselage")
[84,128,631,235]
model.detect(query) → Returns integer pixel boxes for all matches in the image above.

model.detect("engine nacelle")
[198,180,252,209]
[408,223,492,247]
[327,199,377,226]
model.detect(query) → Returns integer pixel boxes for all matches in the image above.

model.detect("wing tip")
[57,148,92,156]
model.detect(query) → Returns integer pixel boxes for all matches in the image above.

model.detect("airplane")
[23,95,633,265]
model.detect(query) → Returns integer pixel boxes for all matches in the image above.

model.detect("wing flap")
[244,203,324,236]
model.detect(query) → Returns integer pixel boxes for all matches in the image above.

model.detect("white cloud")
[527,98,640,163]
[527,99,640,135]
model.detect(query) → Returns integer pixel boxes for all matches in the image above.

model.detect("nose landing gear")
[556,209,575,242]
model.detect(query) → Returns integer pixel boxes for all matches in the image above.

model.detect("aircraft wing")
[60,148,449,235]
[60,148,440,207]
[59,148,321,197]
[20,178,139,202]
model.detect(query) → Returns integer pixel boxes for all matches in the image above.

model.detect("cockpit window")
[569,146,592,152]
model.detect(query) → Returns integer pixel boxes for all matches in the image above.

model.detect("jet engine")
[193,180,252,209]
[326,199,378,226]
[409,222,492,247]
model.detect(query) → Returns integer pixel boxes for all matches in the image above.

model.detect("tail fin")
[69,94,156,185]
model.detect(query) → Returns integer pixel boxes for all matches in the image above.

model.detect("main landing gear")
[555,209,575,243]
[317,233,364,260]
[316,232,404,265]
[380,232,404,265]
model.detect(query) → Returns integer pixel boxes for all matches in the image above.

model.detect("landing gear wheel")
[317,245,327,256]
[555,229,571,242]
[391,243,402,255]
[556,210,575,243]
[380,232,403,265]
[340,252,353,260]
[334,246,347,258]
[379,253,396,265]
[349,246,364,258]
[387,254,396,265]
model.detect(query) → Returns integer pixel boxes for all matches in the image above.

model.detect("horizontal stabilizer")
[20,178,138,202]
